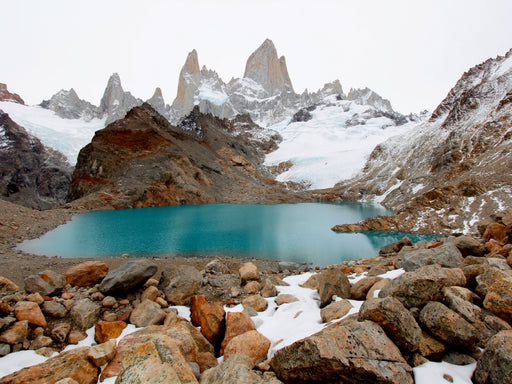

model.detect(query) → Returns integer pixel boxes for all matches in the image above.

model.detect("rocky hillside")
[67,103,307,209]
[330,48,512,234]
[0,84,24,105]
[0,110,72,209]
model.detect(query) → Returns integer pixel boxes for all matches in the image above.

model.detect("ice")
[0,101,105,165]
[198,86,228,105]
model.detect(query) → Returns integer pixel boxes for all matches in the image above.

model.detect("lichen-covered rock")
[450,235,486,256]
[24,270,65,296]
[41,301,68,319]
[160,265,203,306]
[129,299,166,327]
[70,299,101,331]
[64,261,109,287]
[88,339,117,368]
[483,277,512,323]
[0,277,19,293]
[350,276,382,300]
[270,320,413,384]
[317,268,350,308]
[0,320,28,345]
[473,330,512,384]
[274,294,297,306]
[200,354,267,384]
[379,237,413,254]
[223,330,271,366]
[99,260,157,295]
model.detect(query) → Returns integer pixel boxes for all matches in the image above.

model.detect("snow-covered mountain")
[332,48,512,233]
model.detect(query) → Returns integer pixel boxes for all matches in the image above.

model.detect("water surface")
[19,203,438,267]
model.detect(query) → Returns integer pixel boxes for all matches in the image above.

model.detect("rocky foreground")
[0,212,511,383]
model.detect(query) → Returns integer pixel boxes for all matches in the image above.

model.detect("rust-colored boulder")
[317,268,351,308]
[483,277,512,323]
[350,276,382,300]
[220,312,256,354]
[320,300,353,323]
[0,320,28,345]
[14,301,46,328]
[223,330,271,366]
[483,222,511,243]
[190,295,208,327]
[95,321,128,344]
[473,330,512,384]
[197,302,226,350]
[242,294,268,312]
[0,276,19,292]
[239,262,259,284]
[64,261,109,287]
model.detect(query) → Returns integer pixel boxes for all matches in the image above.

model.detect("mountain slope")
[331,48,512,233]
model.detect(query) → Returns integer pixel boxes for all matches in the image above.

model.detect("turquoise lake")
[18,202,438,267]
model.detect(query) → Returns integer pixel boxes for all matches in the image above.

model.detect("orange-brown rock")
[220,312,256,354]
[0,346,98,384]
[483,223,511,243]
[94,321,128,344]
[88,339,117,368]
[196,302,226,351]
[0,276,19,292]
[0,320,29,345]
[14,301,46,328]
[223,330,271,366]
[190,295,208,327]
[197,351,218,372]
[64,261,109,287]
[0,83,24,104]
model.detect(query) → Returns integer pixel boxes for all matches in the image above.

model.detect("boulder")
[261,279,277,298]
[320,300,353,323]
[195,302,226,350]
[483,222,511,243]
[200,354,266,384]
[503,211,512,227]
[244,281,261,294]
[50,322,71,343]
[130,299,166,327]
[270,320,413,383]
[99,260,157,295]
[239,262,259,284]
[242,294,268,312]
[450,235,486,256]
[221,312,256,354]
[70,298,101,331]
[0,320,28,345]
[379,236,413,254]
[197,351,218,373]
[417,331,446,359]
[366,278,391,299]
[205,259,229,274]
[476,267,512,297]
[350,276,382,300]
[483,277,512,323]
[419,301,478,349]
[379,264,466,307]
[224,330,271,366]
[358,297,421,353]
[26,292,45,305]
[317,268,351,308]
[14,301,47,328]
[274,294,298,306]
[473,330,512,384]
[301,274,320,290]
[41,301,68,318]
[141,285,160,302]
[397,242,464,272]
[24,269,65,296]
[95,321,128,344]
[0,276,19,292]
[30,335,53,350]
[164,323,200,363]
[64,261,109,287]
[0,346,98,384]
[160,265,203,305]
[88,339,117,367]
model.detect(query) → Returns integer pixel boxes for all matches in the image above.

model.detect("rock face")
[99,73,142,125]
[40,88,98,121]
[332,48,512,234]
[171,49,201,119]
[0,84,24,104]
[270,320,413,384]
[68,103,306,209]
[0,110,72,209]
[473,330,512,384]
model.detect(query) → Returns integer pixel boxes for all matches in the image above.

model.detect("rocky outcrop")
[347,87,394,112]
[40,88,98,121]
[147,87,170,119]
[171,49,201,119]
[99,73,142,125]
[67,103,307,209]
[0,84,24,104]
[0,110,72,209]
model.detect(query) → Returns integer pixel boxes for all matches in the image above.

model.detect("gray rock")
[24,270,65,296]
[317,268,351,308]
[270,320,413,384]
[450,235,486,256]
[129,300,166,327]
[0,343,10,356]
[204,259,229,274]
[41,301,68,318]
[359,297,422,353]
[473,330,512,384]
[442,351,476,366]
[99,73,142,125]
[160,265,203,306]
[99,260,157,295]
[40,88,98,121]
[50,322,71,343]
[201,354,267,384]
[379,264,466,308]
[70,299,101,331]
[379,236,413,254]
[397,242,464,272]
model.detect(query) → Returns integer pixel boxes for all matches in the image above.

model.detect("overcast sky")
[2,0,512,114]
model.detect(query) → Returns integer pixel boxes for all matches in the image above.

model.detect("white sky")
[2,0,512,114]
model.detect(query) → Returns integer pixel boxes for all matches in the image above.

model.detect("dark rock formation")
[0,110,72,209]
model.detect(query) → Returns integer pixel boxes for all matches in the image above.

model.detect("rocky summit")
[67,103,307,209]
[0,84,24,105]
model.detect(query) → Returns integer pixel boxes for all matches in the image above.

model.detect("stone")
[244,281,261,294]
[442,351,476,365]
[379,236,413,254]
[450,235,486,256]
[30,335,53,350]
[261,279,277,298]
[350,276,383,300]
[274,294,298,306]
[141,285,160,302]
[317,268,351,308]
[196,302,226,350]
[70,298,101,330]
[224,330,271,366]
[301,273,320,289]
[487,257,512,270]
[55,379,79,384]
[115,335,198,384]
[503,210,512,227]
[366,278,391,299]
[483,222,511,243]
[95,321,128,344]
[26,292,45,305]
[14,301,46,327]
[200,354,265,384]
[190,295,208,326]
[358,297,421,353]
[64,261,109,287]
[417,331,446,359]
[239,262,259,284]
[320,300,353,323]
[483,277,512,323]
[99,260,157,295]
[102,296,117,307]
[242,294,268,312]
[177,320,215,355]
[0,343,10,356]
[88,339,117,367]
[197,351,218,373]
[0,321,28,345]
[24,269,65,296]
[160,265,203,305]
[68,330,87,344]
[397,242,464,272]
[473,330,512,384]
[165,323,200,363]
[221,312,256,354]
[155,297,168,308]
[0,346,98,384]
[0,276,19,292]
[270,320,413,383]
[419,301,478,349]
[205,259,229,274]
[41,301,68,318]
[130,299,166,327]
[379,264,466,308]
[50,322,71,343]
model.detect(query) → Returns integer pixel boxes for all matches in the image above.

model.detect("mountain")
[331,48,512,233]
[67,103,308,209]
[0,83,24,104]
[40,88,97,121]
[0,109,72,209]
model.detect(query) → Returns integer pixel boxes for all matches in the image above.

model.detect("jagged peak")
[182,49,200,77]
[0,83,25,105]
[151,87,163,99]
